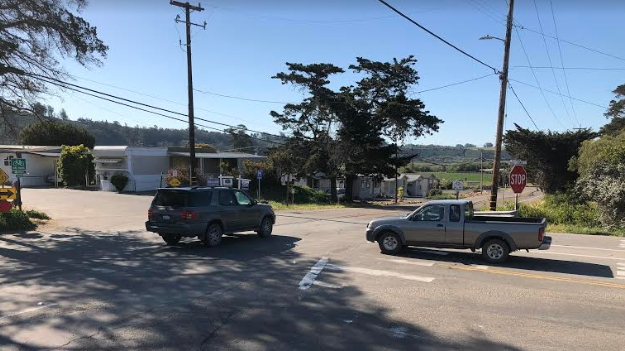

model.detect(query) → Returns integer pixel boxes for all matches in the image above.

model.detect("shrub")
[165,167,206,186]
[293,186,330,204]
[25,209,50,220]
[59,144,94,186]
[440,179,452,190]
[0,209,37,231]
[111,173,129,192]
[514,193,601,227]
[428,189,442,197]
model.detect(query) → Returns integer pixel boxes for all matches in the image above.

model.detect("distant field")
[422,172,493,185]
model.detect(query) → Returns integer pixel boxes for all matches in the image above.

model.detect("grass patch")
[546,224,625,236]
[268,201,348,211]
[421,172,493,186]
[0,209,37,232]
[26,209,51,220]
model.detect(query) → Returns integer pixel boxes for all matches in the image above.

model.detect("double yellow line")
[444,264,625,290]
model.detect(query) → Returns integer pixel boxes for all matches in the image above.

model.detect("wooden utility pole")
[171,1,205,185]
[480,149,484,193]
[489,0,515,210]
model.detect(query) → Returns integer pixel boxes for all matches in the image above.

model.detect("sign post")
[257,169,263,199]
[452,180,464,200]
[10,159,26,211]
[509,165,527,210]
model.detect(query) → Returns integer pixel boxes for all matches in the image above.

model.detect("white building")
[92,146,265,192]
[381,173,439,198]
[0,145,61,187]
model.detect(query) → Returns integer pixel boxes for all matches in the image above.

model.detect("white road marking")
[537,251,625,261]
[467,264,490,270]
[379,258,435,267]
[551,244,625,253]
[313,280,343,289]
[326,264,435,283]
[616,271,625,276]
[0,303,58,321]
[298,257,328,290]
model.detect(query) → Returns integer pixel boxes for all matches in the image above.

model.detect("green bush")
[59,144,94,186]
[293,186,330,204]
[440,179,452,190]
[25,209,50,220]
[514,193,601,227]
[428,189,442,197]
[111,173,129,192]
[0,209,37,231]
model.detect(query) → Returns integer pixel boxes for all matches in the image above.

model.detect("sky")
[45,0,625,146]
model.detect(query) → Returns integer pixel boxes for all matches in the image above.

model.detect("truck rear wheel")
[162,234,181,246]
[378,231,403,255]
[482,238,509,263]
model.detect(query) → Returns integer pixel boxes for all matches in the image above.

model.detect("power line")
[377,0,499,74]
[415,73,497,94]
[508,78,608,109]
[532,0,575,127]
[549,0,579,127]
[511,65,625,71]
[508,82,540,130]
[513,27,565,128]
[194,88,288,104]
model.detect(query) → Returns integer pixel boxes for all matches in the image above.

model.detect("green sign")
[11,158,26,174]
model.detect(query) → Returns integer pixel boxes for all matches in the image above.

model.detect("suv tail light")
[181,211,198,220]
[148,208,153,219]
[538,227,544,242]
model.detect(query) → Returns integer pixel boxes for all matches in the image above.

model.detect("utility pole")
[480,149,484,193]
[489,0,514,210]
[171,1,206,185]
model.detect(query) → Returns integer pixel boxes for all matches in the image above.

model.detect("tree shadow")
[399,247,615,278]
[0,229,525,351]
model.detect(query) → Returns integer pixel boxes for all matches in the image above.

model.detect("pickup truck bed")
[366,200,551,263]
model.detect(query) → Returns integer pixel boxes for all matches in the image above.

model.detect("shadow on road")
[0,229,524,351]
[400,247,615,278]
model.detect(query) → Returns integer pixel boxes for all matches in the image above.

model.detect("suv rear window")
[153,190,212,207]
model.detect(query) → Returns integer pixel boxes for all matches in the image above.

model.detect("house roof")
[168,152,266,159]
[0,145,62,157]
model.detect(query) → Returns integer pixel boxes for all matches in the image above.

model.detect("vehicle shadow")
[399,247,615,278]
[0,228,530,351]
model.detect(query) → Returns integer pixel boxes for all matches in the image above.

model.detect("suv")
[145,187,275,246]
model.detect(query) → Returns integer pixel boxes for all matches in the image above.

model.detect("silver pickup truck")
[366,200,551,263]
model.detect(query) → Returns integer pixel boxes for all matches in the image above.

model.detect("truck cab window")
[413,205,445,221]
[450,205,461,222]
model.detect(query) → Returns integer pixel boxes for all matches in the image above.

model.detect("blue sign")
[257,170,263,180]
[206,178,220,187]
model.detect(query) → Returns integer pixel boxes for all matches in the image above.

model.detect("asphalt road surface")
[0,189,623,350]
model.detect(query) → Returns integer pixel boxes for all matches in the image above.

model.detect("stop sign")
[509,165,527,194]
[0,200,12,213]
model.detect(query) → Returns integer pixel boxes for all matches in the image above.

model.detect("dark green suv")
[146,187,275,246]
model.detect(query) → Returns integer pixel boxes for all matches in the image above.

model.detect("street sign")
[11,158,26,174]
[257,170,263,180]
[0,187,17,200]
[169,177,181,187]
[452,180,464,191]
[0,168,8,185]
[509,165,527,194]
[0,200,12,213]
[509,159,528,166]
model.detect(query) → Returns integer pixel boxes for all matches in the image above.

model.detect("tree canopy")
[19,120,95,148]
[504,124,596,193]
[601,84,625,136]
[1,0,107,116]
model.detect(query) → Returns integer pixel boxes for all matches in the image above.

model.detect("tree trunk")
[330,177,338,203]
[344,175,355,202]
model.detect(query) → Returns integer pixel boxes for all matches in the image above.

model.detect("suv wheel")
[257,217,273,238]
[163,234,181,246]
[204,223,223,247]
[482,238,510,263]
[378,231,403,255]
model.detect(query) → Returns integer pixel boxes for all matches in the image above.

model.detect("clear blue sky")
[47,0,625,146]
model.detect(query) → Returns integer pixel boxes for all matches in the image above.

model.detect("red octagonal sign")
[509,165,527,194]
[0,200,12,213]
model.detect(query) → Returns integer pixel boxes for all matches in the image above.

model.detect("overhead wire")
[549,0,580,127]
[508,78,608,109]
[531,0,575,127]
[508,82,540,130]
[377,0,499,74]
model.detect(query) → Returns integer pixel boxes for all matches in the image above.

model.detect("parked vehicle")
[325,188,346,198]
[146,187,275,246]
[365,200,550,263]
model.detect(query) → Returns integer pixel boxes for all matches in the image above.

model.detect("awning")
[95,158,123,164]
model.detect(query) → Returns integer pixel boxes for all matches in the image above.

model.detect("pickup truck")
[365,200,550,263]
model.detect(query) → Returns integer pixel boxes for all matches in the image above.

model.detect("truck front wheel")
[378,231,403,255]
[482,239,510,263]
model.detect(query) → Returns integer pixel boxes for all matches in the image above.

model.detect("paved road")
[0,189,623,350]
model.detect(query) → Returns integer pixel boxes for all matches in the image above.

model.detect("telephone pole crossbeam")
[489,0,515,210]
[170,0,205,186]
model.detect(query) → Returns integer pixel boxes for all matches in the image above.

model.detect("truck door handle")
[436,224,444,227]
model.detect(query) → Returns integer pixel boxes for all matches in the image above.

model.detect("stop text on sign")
[510,173,526,185]
[509,165,527,194]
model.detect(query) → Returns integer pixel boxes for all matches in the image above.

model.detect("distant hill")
[401,144,510,165]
